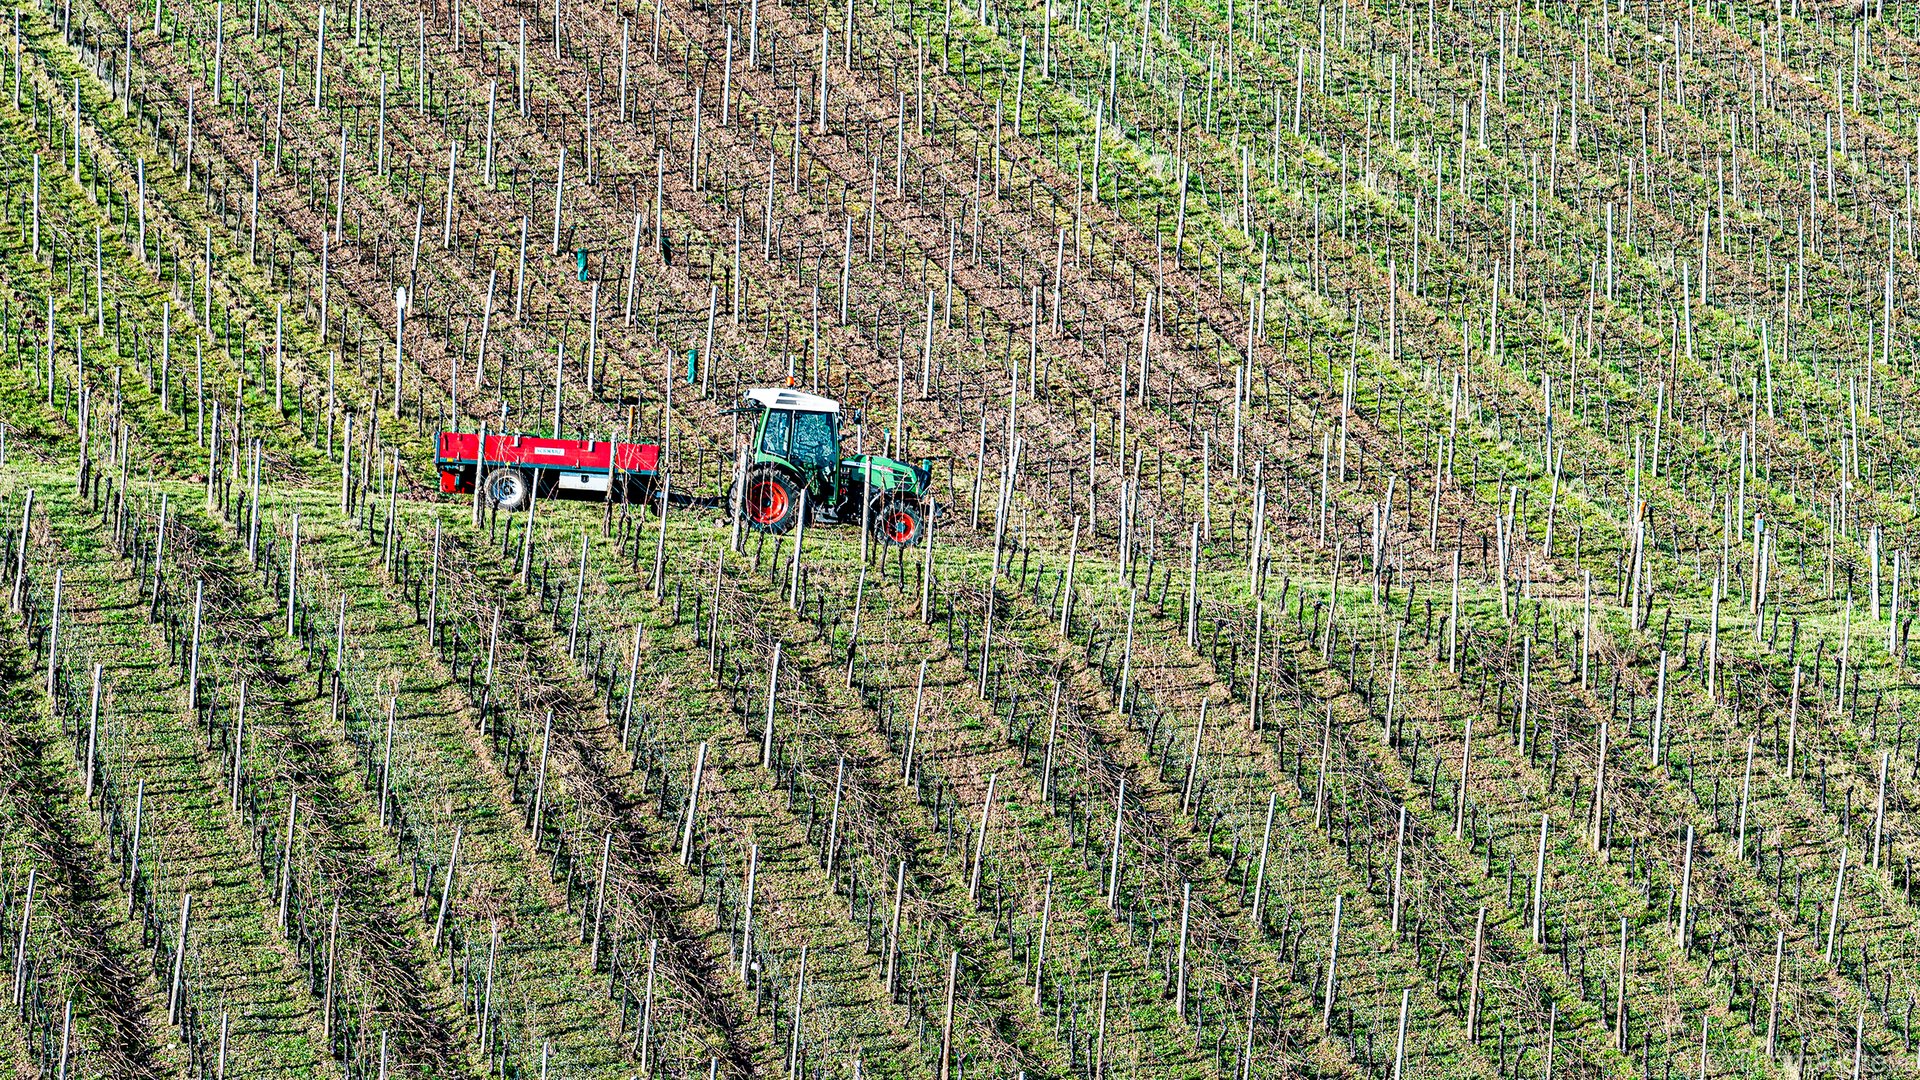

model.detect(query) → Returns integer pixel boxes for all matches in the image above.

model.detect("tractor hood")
[842,454,930,495]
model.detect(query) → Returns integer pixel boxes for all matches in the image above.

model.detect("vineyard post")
[652,480,670,600]
[84,663,100,798]
[433,827,461,949]
[639,938,658,1070]
[1531,812,1547,943]
[1388,803,1404,934]
[470,425,488,526]
[487,608,501,688]
[1517,636,1530,753]
[1174,879,1192,1014]
[678,740,706,864]
[230,681,247,809]
[320,234,331,340]
[531,709,554,844]
[787,946,809,1072]
[1452,713,1469,837]
[1590,721,1608,852]
[312,2,324,105]
[276,792,297,926]
[167,890,190,1022]
[333,124,348,237]
[739,843,759,978]
[884,858,903,992]
[1315,706,1331,827]
[1736,735,1754,860]
[1873,749,1889,864]
[1651,645,1666,764]
[442,142,459,247]
[967,772,995,899]
[621,623,642,739]
[763,642,781,767]
[788,493,805,608]
[1825,845,1847,960]
[1248,603,1263,725]
[1181,700,1205,816]
[8,489,30,612]
[56,998,69,1077]
[569,531,588,653]
[323,901,338,1041]
[1465,905,1484,1040]
[1041,683,1059,799]
[1105,778,1124,909]
[1032,868,1051,1004]
[904,659,926,781]
[1787,664,1801,777]
[126,781,143,910]
[380,698,395,827]
[480,923,498,1050]
[825,756,845,874]
[288,512,300,635]
[393,288,405,419]
[11,868,32,1006]
[1384,626,1401,742]
[216,1010,228,1079]
[1677,824,1694,950]
[938,950,958,1080]
[620,22,631,120]
[341,414,352,517]
[520,486,540,585]
[45,567,61,696]
[1447,546,1460,669]
[1201,431,1211,537]
[483,81,496,184]
[1613,917,1628,1049]
[1765,930,1782,1056]
[1321,893,1342,1027]
[920,509,935,621]
[551,148,566,255]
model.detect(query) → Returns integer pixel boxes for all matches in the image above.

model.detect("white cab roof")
[746,388,840,414]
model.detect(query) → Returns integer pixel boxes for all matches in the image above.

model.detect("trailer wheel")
[873,497,924,547]
[481,467,534,511]
[742,468,800,533]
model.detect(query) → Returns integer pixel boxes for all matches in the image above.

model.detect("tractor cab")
[736,388,933,545]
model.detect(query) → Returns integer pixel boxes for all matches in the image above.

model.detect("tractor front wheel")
[742,469,801,533]
[873,497,925,547]
[481,467,535,511]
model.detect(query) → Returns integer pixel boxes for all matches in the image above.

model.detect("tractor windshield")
[791,410,838,470]
[760,409,793,457]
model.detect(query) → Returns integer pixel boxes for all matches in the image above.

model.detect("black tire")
[872,497,924,547]
[481,467,535,511]
[741,467,801,534]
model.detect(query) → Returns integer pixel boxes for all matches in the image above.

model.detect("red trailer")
[435,431,662,510]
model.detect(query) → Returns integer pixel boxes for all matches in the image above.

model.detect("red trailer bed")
[436,431,661,504]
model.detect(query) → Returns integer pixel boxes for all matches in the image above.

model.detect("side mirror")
[850,408,865,426]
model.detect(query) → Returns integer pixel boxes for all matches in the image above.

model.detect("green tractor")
[732,388,934,545]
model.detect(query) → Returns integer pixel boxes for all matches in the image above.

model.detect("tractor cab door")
[789,410,841,508]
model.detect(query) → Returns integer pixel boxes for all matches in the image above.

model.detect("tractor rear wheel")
[481,467,534,511]
[741,469,800,533]
[873,497,925,547]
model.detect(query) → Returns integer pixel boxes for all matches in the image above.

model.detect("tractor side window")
[760,410,792,457]
[791,411,837,470]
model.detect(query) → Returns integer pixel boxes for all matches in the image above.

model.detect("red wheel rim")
[883,509,916,543]
[746,480,789,525]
